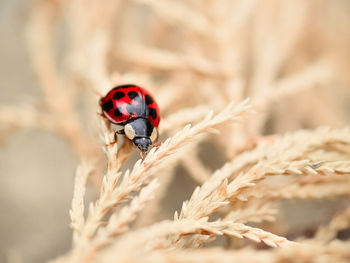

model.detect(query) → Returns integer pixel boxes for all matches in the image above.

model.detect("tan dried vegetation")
[2,0,350,262]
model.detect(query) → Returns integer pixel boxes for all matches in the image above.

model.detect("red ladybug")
[100,84,160,153]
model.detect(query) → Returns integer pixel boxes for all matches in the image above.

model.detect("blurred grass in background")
[1,0,350,262]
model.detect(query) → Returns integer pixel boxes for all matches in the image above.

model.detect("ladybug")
[100,84,160,153]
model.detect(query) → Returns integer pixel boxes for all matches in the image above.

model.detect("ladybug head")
[124,118,158,153]
[133,137,152,152]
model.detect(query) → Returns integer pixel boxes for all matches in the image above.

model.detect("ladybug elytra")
[100,84,160,153]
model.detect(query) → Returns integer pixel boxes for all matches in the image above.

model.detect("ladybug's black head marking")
[133,137,152,152]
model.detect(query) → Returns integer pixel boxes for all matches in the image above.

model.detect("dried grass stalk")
[93,179,160,247]
[70,163,94,245]
[315,207,350,243]
[98,242,350,263]
[106,218,295,255]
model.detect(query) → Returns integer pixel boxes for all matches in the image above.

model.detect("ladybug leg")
[107,132,118,146]
[107,129,125,146]
[116,129,125,135]
[113,131,118,144]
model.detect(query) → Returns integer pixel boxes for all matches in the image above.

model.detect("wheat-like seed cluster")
[2,0,350,262]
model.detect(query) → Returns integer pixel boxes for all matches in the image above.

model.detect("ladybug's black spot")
[148,107,157,119]
[128,91,139,100]
[113,91,125,100]
[114,107,123,117]
[102,100,113,112]
[145,94,153,105]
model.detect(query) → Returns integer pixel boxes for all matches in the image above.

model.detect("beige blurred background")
[1,0,350,262]
[0,1,76,262]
